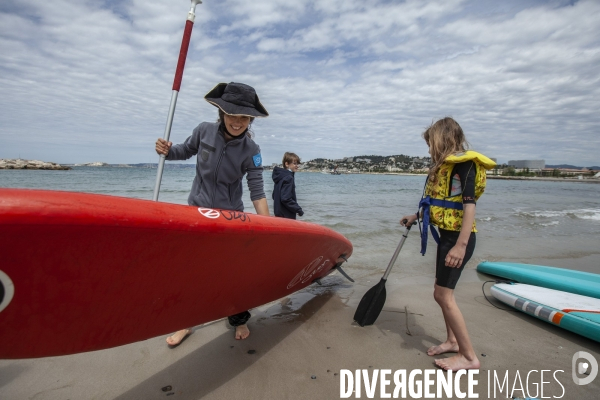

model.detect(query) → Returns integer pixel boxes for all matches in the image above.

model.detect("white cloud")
[0,0,599,167]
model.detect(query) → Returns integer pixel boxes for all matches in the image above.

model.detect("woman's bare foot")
[427,340,459,356]
[435,354,480,371]
[235,324,250,340]
[166,329,191,347]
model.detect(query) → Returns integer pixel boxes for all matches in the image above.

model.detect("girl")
[400,117,495,371]
[155,82,270,345]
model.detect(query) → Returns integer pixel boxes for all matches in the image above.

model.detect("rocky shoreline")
[0,159,71,170]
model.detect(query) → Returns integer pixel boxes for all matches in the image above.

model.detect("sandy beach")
[1,232,599,400]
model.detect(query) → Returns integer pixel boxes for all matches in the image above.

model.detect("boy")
[272,152,304,219]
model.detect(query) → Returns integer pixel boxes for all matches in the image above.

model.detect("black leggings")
[435,228,476,289]
[228,310,250,326]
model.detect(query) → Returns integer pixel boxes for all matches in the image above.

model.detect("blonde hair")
[423,117,469,183]
[282,152,300,167]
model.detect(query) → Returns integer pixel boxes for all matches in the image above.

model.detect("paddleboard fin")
[332,254,354,282]
[335,265,354,283]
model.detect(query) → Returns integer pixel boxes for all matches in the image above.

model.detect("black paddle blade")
[353,278,387,327]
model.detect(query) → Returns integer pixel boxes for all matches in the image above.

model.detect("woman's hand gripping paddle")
[353,220,416,327]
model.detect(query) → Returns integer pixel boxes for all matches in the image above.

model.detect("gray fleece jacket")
[166,121,266,211]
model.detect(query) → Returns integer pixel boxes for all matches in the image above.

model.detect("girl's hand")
[400,214,418,227]
[445,243,467,268]
[155,138,172,156]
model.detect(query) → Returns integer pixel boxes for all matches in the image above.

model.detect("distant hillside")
[310,154,423,164]
[127,163,195,168]
[352,154,419,163]
[546,164,600,170]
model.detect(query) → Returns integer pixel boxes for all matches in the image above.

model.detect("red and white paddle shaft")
[153,0,202,201]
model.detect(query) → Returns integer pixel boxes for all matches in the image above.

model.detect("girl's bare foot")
[166,329,191,347]
[427,340,459,356]
[435,354,480,371]
[235,324,250,340]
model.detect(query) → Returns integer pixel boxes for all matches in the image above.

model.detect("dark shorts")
[228,311,251,326]
[435,228,476,289]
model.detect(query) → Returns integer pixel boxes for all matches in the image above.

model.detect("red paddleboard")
[0,188,352,359]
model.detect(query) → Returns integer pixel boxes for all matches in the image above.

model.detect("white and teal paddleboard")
[477,261,600,299]
[491,283,600,343]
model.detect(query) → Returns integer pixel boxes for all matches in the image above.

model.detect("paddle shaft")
[353,221,416,326]
[153,0,202,202]
[381,221,415,280]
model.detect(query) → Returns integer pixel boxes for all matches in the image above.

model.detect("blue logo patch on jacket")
[253,153,262,167]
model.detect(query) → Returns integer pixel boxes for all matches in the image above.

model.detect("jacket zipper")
[211,141,230,208]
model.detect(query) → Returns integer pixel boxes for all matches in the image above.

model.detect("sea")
[2,166,599,279]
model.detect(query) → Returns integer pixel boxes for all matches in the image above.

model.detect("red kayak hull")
[0,189,352,358]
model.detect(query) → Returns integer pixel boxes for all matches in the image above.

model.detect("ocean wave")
[321,221,360,230]
[478,216,501,222]
[537,221,560,227]
[344,227,402,240]
[578,212,600,221]
[515,208,600,221]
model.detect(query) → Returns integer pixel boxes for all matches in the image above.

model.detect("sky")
[1,0,599,166]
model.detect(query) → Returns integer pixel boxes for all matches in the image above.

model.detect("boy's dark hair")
[282,152,300,167]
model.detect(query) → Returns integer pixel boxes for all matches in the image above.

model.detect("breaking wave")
[515,208,600,222]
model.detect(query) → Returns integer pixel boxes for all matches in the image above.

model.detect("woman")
[155,82,270,345]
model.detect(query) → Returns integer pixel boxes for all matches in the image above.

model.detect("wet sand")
[1,241,599,399]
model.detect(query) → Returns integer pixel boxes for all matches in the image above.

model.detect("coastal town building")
[540,167,592,176]
[507,159,545,170]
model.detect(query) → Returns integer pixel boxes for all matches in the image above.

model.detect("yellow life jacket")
[417,150,496,255]
[423,150,496,232]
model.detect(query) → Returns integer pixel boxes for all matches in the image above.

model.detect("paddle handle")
[382,220,415,281]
